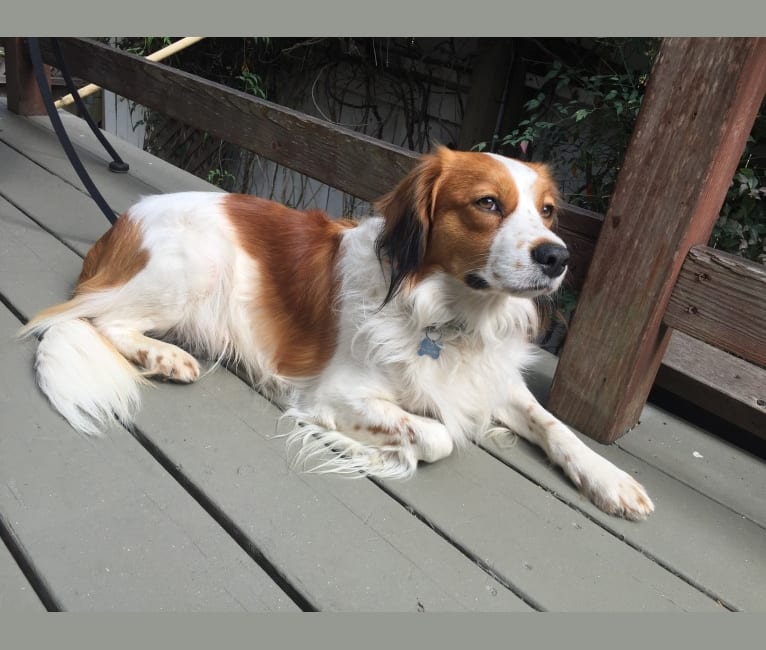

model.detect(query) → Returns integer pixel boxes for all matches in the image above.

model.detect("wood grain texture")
[555,205,603,291]
[547,37,766,443]
[657,331,766,438]
[664,246,766,367]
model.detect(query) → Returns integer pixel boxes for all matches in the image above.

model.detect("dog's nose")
[531,243,570,278]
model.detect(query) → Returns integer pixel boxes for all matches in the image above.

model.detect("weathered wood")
[656,331,766,440]
[484,354,766,611]
[523,349,766,528]
[618,388,766,532]
[35,37,599,254]
[136,370,530,611]
[555,204,603,291]
[380,445,723,611]
[547,37,766,443]
[4,38,50,116]
[664,246,766,367]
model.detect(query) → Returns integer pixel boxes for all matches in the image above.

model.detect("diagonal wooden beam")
[547,37,766,444]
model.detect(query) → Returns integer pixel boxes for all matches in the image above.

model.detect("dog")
[19,146,654,520]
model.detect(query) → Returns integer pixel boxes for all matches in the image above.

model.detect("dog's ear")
[374,148,447,305]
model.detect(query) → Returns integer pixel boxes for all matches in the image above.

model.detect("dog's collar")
[417,320,466,360]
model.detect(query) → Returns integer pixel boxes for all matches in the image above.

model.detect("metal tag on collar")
[417,326,444,360]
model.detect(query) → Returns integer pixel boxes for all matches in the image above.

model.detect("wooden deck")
[1,99,765,612]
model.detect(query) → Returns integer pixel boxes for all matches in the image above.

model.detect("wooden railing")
[5,37,765,441]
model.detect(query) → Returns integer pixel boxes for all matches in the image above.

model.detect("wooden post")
[547,38,766,444]
[4,38,51,116]
[457,38,517,151]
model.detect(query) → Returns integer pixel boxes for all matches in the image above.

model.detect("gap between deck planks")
[0,535,46,611]
[0,101,764,602]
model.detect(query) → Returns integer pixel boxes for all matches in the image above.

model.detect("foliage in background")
[480,38,765,265]
[710,138,766,264]
[478,38,657,214]
[113,37,270,191]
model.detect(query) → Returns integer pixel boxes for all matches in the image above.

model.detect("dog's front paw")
[140,346,200,383]
[571,455,655,521]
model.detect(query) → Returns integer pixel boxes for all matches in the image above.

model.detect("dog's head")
[375,146,569,304]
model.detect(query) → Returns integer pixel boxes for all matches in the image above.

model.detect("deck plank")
[0,104,158,213]
[134,374,530,611]
[505,354,766,610]
[379,447,722,611]
[527,354,766,530]
[0,307,296,612]
[0,140,109,256]
[28,110,222,195]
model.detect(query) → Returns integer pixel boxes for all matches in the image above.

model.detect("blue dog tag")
[417,332,443,359]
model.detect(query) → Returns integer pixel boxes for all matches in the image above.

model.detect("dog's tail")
[18,299,146,436]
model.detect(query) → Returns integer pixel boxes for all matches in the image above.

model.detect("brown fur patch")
[223,194,355,377]
[402,421,417,444]
[136,349,149,367]
[529,235,557,251]
[420,148,521,281]
[77,214,149,292]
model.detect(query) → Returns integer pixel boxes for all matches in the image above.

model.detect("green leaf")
[525,98,541,111]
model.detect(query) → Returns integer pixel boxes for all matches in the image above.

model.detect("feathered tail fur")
[18,304,146,436]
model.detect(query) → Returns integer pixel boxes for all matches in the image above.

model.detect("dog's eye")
[541,203,555,219]
[476,196,500,212]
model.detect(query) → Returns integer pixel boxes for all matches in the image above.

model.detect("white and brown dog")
[20,147,654,520]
